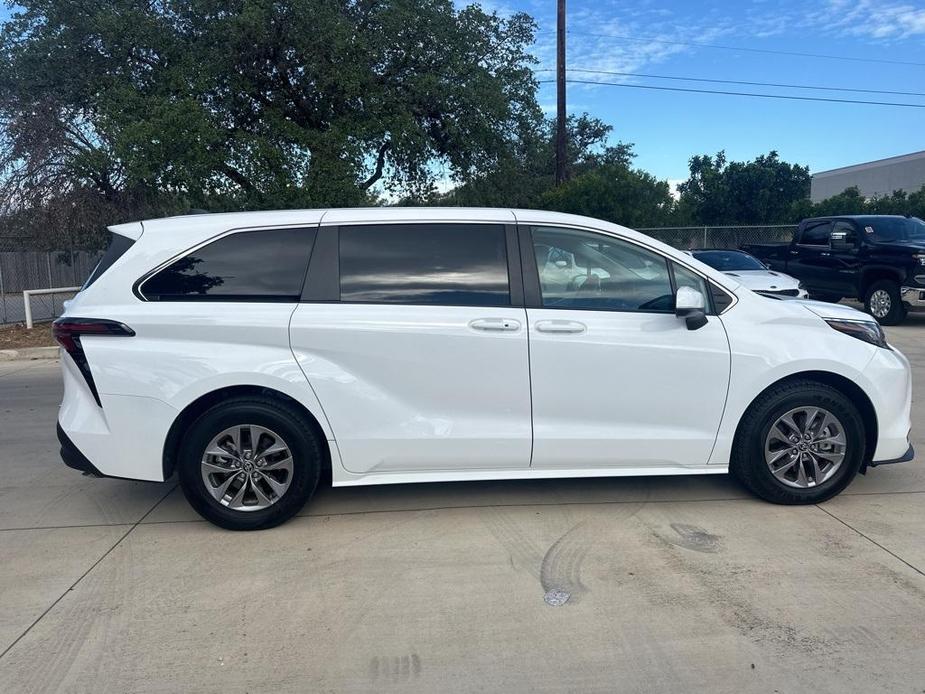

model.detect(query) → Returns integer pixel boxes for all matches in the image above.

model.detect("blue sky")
[516,0,925,185]
[2,1,923,188]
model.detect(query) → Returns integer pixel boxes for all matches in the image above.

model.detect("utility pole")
[555,0,567,185]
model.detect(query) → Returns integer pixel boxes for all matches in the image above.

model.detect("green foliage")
[443,114,627,208]
[0,0,541,237]
[537,156,675,228]
[677,151,811,225]
[798,185,925,220]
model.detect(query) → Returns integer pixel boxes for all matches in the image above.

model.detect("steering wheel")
[571,272,602,296]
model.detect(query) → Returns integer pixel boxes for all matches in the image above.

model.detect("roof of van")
[111,207,634,239]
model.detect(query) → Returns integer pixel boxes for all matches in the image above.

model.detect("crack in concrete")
[814,503,925,578]
[0,484,178,662]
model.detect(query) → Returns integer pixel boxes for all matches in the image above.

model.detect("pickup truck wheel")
[864,280,906,325]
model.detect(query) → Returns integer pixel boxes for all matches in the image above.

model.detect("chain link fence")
[0,237,103,326]
[636,224,797,250]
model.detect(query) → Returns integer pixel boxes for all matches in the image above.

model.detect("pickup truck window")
[831,221,859,248]
[799,222,832,246]
[862,217,925,243]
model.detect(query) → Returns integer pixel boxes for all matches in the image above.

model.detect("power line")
[533,68,925,98]
[536,78,925,108]
[564,30,925,67]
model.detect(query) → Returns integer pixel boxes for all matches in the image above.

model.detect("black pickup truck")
[743,215,925,325]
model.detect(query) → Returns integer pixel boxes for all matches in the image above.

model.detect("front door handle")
[469,318,521,332]
[535,320,586,334]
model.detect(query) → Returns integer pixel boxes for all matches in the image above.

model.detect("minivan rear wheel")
[731,380,865,504]
[178,396,322,530]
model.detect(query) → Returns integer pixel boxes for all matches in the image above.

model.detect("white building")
[811,150,925,202]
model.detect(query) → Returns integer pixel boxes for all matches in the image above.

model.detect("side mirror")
[675,286,708,330]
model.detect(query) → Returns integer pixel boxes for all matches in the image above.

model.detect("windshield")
[692,250,765,271]
[861,217,925,242]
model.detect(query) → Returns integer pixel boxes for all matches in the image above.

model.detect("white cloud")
[820,0,925,39]
[530,6,740,92]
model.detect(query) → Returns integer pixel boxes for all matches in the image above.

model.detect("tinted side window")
[832,221,859,246]
[142,227,314,301]
[83,233,135,290]
[531,226,673,312]
[799,222,832,246]
[339,224,510,305]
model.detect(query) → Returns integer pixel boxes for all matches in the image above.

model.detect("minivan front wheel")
[178,396,322,530]
[731,381,865,504]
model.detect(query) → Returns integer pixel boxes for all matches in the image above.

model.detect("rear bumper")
[57,422,105,477]
[868,443,915,468]
[58,355,177,482]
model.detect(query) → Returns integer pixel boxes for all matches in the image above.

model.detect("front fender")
[710,293,878,464]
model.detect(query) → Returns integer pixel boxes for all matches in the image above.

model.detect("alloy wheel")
[200,424,294,511]
[764,406,847,488]
[869,289,891,319]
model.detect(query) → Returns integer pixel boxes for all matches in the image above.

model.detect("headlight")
[825,319,889,349]
[915,254,925,266]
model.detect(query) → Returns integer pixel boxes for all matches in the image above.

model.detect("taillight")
[52,318,135,406]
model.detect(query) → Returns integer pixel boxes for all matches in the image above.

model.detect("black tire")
[864,279,906,325]
[808,292,842,303]
[178,396,322,530]
[731,380,865,505]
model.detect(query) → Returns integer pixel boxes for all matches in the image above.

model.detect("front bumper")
[864,344,914,463]
[901,286,925,306]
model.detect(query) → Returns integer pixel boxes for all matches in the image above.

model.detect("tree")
[791,185,925,221]
[0,0,541,241]
[445,113,631,207]
[794,186,866,218]
[537,155,675,229]
[677,151,810,225]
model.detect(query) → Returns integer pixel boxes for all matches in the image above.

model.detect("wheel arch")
[162,385,332,481]
[859,266,904,297]
[733,370,878,465]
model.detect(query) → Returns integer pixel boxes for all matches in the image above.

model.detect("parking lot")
[0,315,923,693]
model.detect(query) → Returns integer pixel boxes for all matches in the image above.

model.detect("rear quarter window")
[140,227,315,301]
[82,233,135,290]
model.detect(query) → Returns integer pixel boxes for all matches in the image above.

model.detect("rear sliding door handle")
[535,320,586,334]
[469,318,521,332]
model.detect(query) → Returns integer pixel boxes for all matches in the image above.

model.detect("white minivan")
[55,208,913,530]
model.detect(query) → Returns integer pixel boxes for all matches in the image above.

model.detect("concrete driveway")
[1,318,924,692]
